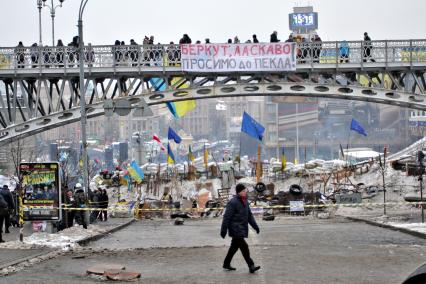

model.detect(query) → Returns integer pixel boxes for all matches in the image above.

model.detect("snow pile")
[387,222,426,234]
[0,225,107,251]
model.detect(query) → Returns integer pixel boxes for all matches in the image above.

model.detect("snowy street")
[2,217,426,283]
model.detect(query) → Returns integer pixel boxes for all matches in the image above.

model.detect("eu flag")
[241,111,265,141]
[168,127,182,144]
[350,118,367,136]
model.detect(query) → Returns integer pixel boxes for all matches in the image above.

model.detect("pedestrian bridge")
[0,39,426,145]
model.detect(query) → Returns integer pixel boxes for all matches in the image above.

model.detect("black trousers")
[0,215,3,237]
[223,237,254,267]
[4,212,10,230]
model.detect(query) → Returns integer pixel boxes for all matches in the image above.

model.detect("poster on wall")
[19,162,61,221]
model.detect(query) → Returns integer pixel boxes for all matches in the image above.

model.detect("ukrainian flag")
[166,99,196,118]
[281,147,286,171]
[150,77,196,118]
[167,144,175,165]
[128,161,144,183]
[188,145,195,162]
[203,146,209,168]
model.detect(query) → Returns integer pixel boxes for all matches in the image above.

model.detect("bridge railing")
[1,40,426,71]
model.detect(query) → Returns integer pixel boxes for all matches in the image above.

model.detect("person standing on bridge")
[15,42,25,69]
[363,32,375,62]
[270,31,280,43]
[220,183,261,273]
[252,34,259,43]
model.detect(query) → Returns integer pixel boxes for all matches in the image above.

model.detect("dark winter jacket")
[0,189,14,209]
[0,194,7,209]
[74,189,87,208]
[221,195,259,238]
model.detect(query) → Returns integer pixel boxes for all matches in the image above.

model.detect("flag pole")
[238,133,242,173]
[256,143,261,183]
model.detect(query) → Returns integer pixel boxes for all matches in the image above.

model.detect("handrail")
[1,39,426,71]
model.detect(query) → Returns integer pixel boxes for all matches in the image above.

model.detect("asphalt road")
[3,216,426,284]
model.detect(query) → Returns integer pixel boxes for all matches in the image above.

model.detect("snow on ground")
[388,222,426,234]
[0,225,107,251]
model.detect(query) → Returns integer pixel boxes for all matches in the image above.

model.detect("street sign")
[103,99,114,117]
[114,99,132,116]
[133,98,154,117]
[290,200,304,212]
[335,193,362,204]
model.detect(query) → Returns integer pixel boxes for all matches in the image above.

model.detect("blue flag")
[168,127,182,144]
[241,111,265,141]
[350,118,367,136]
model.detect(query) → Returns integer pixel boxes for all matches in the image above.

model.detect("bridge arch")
[0,81,425,146]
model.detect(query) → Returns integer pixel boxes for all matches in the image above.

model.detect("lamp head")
[59,0,64,6]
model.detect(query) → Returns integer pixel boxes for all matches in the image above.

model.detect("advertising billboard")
[19,162,61,221]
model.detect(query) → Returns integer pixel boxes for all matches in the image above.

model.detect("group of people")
[17,35,95,69]
[89,186,109,223]
[12,31,377,68]
[0,185,15,243]
[61,183,109,230]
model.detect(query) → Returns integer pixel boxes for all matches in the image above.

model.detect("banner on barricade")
[181,43,296,72]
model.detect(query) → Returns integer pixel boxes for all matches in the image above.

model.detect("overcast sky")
[1,0,425,46]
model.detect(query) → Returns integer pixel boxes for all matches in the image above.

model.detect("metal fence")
[1,40,426,71]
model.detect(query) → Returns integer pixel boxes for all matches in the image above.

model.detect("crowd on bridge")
[10,31,377,69]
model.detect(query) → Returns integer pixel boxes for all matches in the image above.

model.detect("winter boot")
[249,265,260,273]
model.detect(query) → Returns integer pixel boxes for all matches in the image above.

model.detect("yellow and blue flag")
[166,100,196,118]
[150,77,196,118]
[281,147,286,171]
[203,145,209,168]
[167,144,175,165]
[128,160,144,183]
[188,145,195,162]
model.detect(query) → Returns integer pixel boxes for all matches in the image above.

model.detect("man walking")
[220,183,261,273]
[0,185,14,233]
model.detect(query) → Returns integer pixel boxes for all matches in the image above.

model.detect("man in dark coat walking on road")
[220,183,261,273]
[0,185,14,233]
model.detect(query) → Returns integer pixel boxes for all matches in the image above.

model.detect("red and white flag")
[153,134,166,152]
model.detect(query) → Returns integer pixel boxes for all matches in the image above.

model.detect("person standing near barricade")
[100,188,109,221]
[0,185,14,234]
[0,193,8,242]
[220,183,261,273]
[90,188,100,223]
[73,183,87,229]
[64,189,75,228]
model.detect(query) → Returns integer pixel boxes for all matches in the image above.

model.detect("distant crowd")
[11,31,376,68]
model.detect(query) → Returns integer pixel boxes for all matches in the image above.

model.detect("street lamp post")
[42,0,65,46]
[78,0,89,201]
[37,0,43,45]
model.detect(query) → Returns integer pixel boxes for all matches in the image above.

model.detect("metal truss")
[1,71,426,145]
[0,39,426,145]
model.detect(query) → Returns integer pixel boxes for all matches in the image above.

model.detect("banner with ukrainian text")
[181,43,297,72]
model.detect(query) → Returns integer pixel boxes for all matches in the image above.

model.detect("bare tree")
[8,137,37,179]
